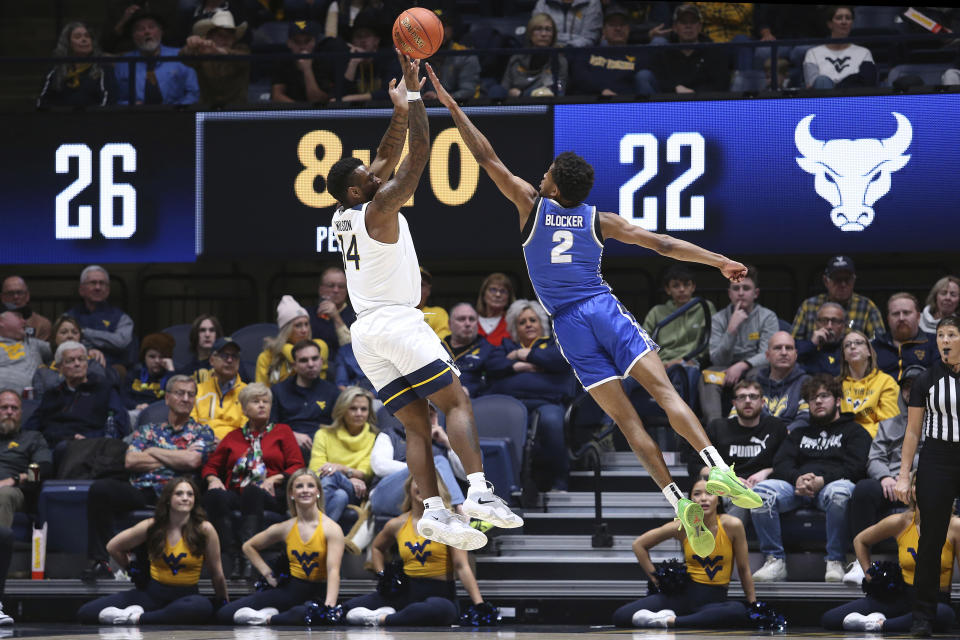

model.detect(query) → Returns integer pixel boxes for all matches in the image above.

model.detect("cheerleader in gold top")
[217,468,345,625]
[77,477,228,625]
[343,475,489,626]
[614,479,755,628]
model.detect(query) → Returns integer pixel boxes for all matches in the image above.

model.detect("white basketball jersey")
[331,202,421,316]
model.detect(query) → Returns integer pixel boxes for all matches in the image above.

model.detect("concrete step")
[521,511,672,535]
[534,491,673,514]
[497,534,680,554]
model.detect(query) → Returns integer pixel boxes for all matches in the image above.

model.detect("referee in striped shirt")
[895,315,960,637]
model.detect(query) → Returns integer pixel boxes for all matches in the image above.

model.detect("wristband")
[406,91,421,102]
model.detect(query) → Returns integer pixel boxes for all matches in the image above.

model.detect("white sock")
[467,472,487,491]
[423,496,444,511]
[699,446,728,471]
[662,482,683,509]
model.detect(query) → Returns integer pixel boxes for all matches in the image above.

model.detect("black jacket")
[771,412,871,486]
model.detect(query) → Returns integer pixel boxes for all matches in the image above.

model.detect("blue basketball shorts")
[552,293,659,390]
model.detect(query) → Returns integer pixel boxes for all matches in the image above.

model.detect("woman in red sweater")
[202,382,304,579]
[475,273,516,347]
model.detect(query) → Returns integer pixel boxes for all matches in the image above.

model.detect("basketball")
[392,7,443,59]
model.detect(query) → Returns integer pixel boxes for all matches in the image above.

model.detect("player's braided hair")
[551,151,594,206]
[327,157,364,205]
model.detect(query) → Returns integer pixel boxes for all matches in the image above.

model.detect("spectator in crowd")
[38,22,117,108]
[178,313,222,382]
[0,390,52,528]
[65,265,135,371]
[24,341,129,449]
[32,316,111,401]
[570,5,643,98]
[421,9,480,101]
[686,380,787,522]
[258,295,330,386]
[369,401,465,518]
[82,375,216,582]
[803,6,876,89]
[639,3,728,95]
[202,383,304,578]
[178,9,249,108]
[325,0,388,39]
[101,0,181,54]
[695,1,755,70]
[487,299,573,492]
[920,276,960,335]
[1,276,51,341]
[747,331,810,431]
[272,21,342,103]
[0,310,51,396]
[475,273,515,346]
[122,333,176,412]
[751,374,871,582]
[873,293,938,382]
[309,387,377,523]
[501,13,569,97]
[532,0,603,47]
[442,302,492,397]
[76,477,227,625]
[417,267,449,340]
[271,340,340,455]
[845,365,924,571]
[333,343,375,393]
[791,256,884,342]
[338,10,403,103]
[839,329,900,438]
[191,337,247,440]
[700,266,779,424]
[114,10,200,105]
[642,265,715,368]
[796,301,845,376]
[183,0,247,41]
[311,266,355,365]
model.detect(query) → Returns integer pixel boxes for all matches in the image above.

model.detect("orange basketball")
[392,7,443,59]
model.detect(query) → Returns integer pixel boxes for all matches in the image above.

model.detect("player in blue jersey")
[427,64,761,556]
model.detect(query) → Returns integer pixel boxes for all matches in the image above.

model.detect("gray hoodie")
[867,403,919,480]
[708,303,779,369]
[0,336,50,395]
[532,0,603,47]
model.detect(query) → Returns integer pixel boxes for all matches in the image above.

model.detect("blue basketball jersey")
[521,197,611,315]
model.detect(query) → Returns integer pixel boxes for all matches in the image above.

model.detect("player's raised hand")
[395,48,426,91]
[720,259,748,283]
[424,62,455,108]
[387,78,409,111]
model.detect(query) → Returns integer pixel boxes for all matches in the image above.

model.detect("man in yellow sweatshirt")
[191,338,247,440]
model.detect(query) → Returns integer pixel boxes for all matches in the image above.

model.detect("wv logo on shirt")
[405,540,433,565]
[163,552,187,575]
[693,554,724,580]
[291,550,321,577]
[825,55,852,72]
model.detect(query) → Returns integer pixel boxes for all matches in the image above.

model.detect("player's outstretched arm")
[598,211,747,282]
[367,52,429,225]
[368,72,425,181]
[425,62,537,220]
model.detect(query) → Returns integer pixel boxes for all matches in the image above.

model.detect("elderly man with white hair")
[23,340,128,451]
[65,265,136,371]
[485,299,574,492]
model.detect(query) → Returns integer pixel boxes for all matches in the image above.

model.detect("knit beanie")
[277,295,308,329]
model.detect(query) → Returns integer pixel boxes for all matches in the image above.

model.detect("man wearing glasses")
[65,265,136,371]
[687,379,787,523]
[1,276,51,341]
[82,374,216,582]
[191,338,247,440]
[797,302,846,376]
[310,266,355,364]
[790,255,885,343]
[751,374,871,583]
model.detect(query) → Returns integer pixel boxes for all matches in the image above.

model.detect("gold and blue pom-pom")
[748,600,787,631]
[460,601,500,626]
[304,602,343,626]
[376,564,408,598]
[862,561,905,600]
[254,571,289,592]
[647,559,690,595]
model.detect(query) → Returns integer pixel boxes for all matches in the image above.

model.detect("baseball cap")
[825,255,856,277]
[604,5,630,22]
[288,20,319,38]
[673,3,702,22]
[211,337,241,354]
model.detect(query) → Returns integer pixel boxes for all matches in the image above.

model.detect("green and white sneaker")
[705,465,762,509]
[676,498,714,556]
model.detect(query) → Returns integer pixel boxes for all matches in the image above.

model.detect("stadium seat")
[230,322,277,358]
[885,63,953,87]
[38,480,95,553]
[161,323,193,369]
[471,395,528,479]
[137,400,168,429]
[20,398,38,425]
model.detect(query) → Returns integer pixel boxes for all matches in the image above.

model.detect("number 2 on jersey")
[337,234,361,269]
[550,230,573,264]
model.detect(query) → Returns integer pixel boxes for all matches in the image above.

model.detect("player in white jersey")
[324,52,522,551]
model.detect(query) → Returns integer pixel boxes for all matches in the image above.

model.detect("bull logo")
[795,112,912,232]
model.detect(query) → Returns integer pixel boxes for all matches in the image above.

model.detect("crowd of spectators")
[35,3,960,109]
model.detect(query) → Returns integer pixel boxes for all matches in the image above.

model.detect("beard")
[137,38,161,55]
[0,419,18,436]
[809,410,836,428]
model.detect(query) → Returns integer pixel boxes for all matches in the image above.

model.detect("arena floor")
[0,627,925,639]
